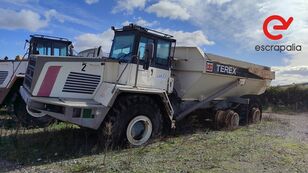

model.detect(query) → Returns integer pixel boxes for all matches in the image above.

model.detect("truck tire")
[214,110,239,130]
[236,96,262,125]
[9,93,53,128]
[100,95,163,147]
[248,100,262,124]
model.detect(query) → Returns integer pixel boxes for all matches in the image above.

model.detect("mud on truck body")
[20,24,275,146]
[0,35,73,126]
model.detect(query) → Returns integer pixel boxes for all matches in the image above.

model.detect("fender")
[116,87,174,120]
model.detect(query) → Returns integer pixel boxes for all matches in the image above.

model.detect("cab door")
[136,37,171,90]
[135,36,154,87]
[151,39,172,90]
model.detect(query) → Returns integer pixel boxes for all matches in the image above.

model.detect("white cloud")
[112,0,146,14]
[44,9,97,27]
[0,8,100,32]
[145,0,232,21]
[207,0,232,5]
[74,29,114,54]
[159,29,214,46]
[2,0,36,4]
[122,17,158,27]
[146,1,190,20]
[85,0,99,5]
[272,66,308,85]
[0,8,48,32]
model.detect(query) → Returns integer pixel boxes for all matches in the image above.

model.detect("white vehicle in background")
[20,24,274,145]
[0,35,73,126]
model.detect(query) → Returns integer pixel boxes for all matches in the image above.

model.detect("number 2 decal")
[82,63,87,71]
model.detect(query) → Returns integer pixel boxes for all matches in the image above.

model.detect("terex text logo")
[263,15,293,40]
[255,15,302,53]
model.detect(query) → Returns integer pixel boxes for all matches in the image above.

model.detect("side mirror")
[97,46,102,57]
[143,43,154,70]
[24,39,29,49]
[69,45,74,56]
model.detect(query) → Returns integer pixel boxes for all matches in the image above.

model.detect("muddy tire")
[215,110,239,130]
[236,96,262,125]
[9,93,53,128]
[100,95,162,148]
[248,99,262,124]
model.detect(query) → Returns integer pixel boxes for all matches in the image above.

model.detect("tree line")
[260,86,308,112]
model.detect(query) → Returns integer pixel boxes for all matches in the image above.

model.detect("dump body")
[172,47,274,101]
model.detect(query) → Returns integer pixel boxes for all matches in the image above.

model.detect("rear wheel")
[236,96,262,125]
[100,95,162,147]
[214,110,239,130]
[248,101,262,124]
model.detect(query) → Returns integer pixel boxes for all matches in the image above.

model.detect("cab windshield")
[36,44,68,56]
[33,41,69,56]
[110,34,135,61]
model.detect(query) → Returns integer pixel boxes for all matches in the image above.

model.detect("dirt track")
[263,112,308,142]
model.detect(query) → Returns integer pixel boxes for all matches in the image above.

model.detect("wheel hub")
[126,115,152,146]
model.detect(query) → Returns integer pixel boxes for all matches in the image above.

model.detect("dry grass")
[0,113,307,173]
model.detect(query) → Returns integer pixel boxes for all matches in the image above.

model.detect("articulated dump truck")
[0,35,73,126]
[20,24,275,146]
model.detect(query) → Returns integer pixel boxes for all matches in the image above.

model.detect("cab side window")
[54,43,68,56]
[138,37,154,60]
[155,40,170,66]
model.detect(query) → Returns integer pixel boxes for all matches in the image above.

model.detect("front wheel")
[9,93,53,128]
[100,95,163,147]
[126,115,153,146]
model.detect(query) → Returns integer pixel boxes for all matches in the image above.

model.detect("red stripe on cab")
[37,66,61,96]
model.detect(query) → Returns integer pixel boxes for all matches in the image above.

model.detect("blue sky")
[0,0,308,85]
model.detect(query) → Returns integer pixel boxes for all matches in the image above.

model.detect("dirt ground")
[263,113,308,142]
[0,112,307,173]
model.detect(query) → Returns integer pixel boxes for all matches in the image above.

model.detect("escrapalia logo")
[255,15,302,52]
[263,15,293,40]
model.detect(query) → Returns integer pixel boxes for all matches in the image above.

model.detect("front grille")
[0,71,8,85]
[24,57,36,89]
[62,72,101,94]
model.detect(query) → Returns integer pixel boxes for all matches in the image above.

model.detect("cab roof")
[112,24,176,43]
[30,34,72,45]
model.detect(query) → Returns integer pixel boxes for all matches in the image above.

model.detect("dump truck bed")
[172,47,274,101]
[0,60,27,104]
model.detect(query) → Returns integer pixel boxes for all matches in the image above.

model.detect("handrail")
[112,55,138,93]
